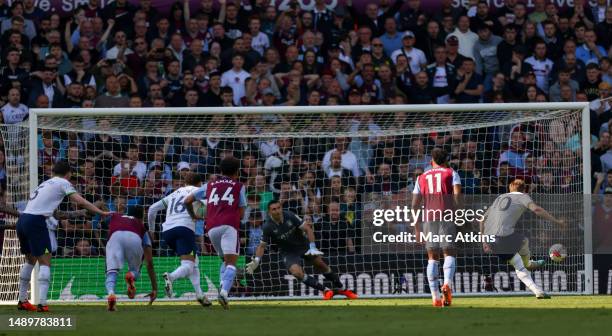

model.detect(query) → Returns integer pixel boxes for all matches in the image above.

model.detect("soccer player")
[412,148,461,307]
[184,157,246,309]
[16,161,110,312]
[479,179,563,299]
[104,205,158,311]
[245,201,358,300]
[147,172,211,307]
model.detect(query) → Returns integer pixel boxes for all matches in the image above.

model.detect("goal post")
[1,102,594,303]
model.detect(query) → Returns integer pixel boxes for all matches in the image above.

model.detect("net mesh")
[0,124,29,303]
[0,106,589,301]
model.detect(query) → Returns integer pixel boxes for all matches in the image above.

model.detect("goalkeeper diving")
[479,178,565,299]
[246,200,357,300]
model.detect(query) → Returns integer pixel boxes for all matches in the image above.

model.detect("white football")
[549,243,567,263]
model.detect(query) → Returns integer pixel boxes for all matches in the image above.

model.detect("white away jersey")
[161,186,200,232]
[24,177,76,216]
[483,192,534,236]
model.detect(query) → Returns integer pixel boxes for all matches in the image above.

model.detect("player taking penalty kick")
[480,179,564,299]
[16,161,110,312]
[184,157,246,309]
[412,148,461,307]
[246,201,357,300]
[148,172,211,307]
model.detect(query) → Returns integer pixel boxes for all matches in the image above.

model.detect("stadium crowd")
[0,0,611,257]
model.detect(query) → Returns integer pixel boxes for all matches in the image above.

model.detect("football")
[549,244,567,263]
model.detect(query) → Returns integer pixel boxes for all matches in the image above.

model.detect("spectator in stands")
[454,58,483,103]
[390,31,427,74]
[593,170,612,194]
[600,135,612,173]
[583,63,603,101]
[550,68,579,102]
[426,45,457,104]
[525,40,554,93]
[447,15,478,59]
[366,162,400,196]
[322,137,361,178]
[319,201,355,255]
[278,180,305,215]
[473,24,502,90]
[0,88,28,124]
[576,29,607,65]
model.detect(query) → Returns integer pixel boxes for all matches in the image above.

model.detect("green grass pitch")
[1,296,611,336]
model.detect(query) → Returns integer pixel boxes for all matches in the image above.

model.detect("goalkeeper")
[246,200,357,300]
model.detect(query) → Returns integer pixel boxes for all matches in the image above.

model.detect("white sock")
[221,265,237,294]
[189,264,204,298]
[105,271,117,295]
[18,263,34,302]
[443,256,456,287]
[38,265,51,305]
[426,260,440,300]
[510,254,543,296]
[169,260,194,281]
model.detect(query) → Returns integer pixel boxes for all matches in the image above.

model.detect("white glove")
[245,257,260,275]
[305,243,324,256]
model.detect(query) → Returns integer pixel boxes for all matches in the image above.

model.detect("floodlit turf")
[1,296,611,336]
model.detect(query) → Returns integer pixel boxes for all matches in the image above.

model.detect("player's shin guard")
[189,257,204,298]
[38,265,51,305]
[301,274,327,292]
[18,263,34,302]
[427,260,441,301]
[443,256,456,286]
[170,260,194,281]
[221,265,237,294]
[323,271,344,290]
[510,253,544,296]
[105,270,118,295]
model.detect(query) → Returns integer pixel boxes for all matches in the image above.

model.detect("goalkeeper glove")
[245,257,260,274]
[304,243,324,256]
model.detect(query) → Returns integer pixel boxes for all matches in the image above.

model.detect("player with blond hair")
[480,179,565,299]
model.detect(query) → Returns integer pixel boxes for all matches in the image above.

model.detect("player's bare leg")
[218,254,238,310]
[311,257,357,299]
[427,250,442,307]
[441,248,456,307]
[35,253,52,312]
[17,254,37,311]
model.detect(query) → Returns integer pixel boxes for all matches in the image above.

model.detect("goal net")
[0,103,593,302]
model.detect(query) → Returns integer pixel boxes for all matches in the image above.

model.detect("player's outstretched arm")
[143,233,158,305]
[147,200,166,232]
[246,241,267,274]
[53,209,90,220]
[300,217,324,256]
[68,193,111,217]
[528,202,565,225]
